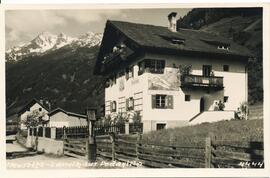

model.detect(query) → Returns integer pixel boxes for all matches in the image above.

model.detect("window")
[145,59,165,74]
[156,95,166,108]
[159,35,185,45]
[223,65,229,72]
[224,96,229,103]
[111,101,117,112]
[218,45,230,50]
[185,95,191,101]
[152,95,173,109]
[39,108,42,112]
[138,59,165,75]
[171,38,185,45]
[125,66,134,80]
[203,65,212,77]
[126,97,134,111]
[156,123,166,130]
[109,73,117,85]
[138,61,145,76]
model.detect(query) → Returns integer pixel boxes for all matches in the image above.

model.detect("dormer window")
[171,38,185,45]
[201,39,230,51]
[160,35,185,45]
[217,45,230,50]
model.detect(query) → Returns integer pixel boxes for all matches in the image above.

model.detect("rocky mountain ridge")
[6,31,103,62]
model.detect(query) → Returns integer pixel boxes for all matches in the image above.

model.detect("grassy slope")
[142,119,263,145]
[6,46,106,116]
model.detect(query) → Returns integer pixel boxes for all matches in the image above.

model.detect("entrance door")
[203,65,212,77]
[200,97,205,112]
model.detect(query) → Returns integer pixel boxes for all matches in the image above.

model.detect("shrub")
[235,101,249,120]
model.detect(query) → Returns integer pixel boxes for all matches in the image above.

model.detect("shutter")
[166,95,174,109]
[152,95,156,109]
[131,98,134,110]
[126,98,129,111]
[110,102,113,112]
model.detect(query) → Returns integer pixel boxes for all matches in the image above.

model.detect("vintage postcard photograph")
[4,4,268,175]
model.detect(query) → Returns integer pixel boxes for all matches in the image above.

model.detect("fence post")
[136,132,142,160]
[51,127,56,139]
[86,109,97,162]
[205,136,211,168]
[35,127,39,151]
[63,126,67,140]
[125,122,129,135]
[110,132,116,161]
[43,127,46,137]
[27,128,30,137]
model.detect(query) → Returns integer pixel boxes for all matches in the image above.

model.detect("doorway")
[202,65,212,77]
[200,97,205,112]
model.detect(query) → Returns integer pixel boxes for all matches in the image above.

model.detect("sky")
[5,8,191,48]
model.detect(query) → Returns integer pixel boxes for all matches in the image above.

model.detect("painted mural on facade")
[148,68,180,91]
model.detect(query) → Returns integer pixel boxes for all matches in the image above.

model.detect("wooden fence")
[53,123,143,140]
[63,138,87,159]
[96,133,264,168]
[210,140,264,168]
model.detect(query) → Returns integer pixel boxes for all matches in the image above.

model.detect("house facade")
[94,13,251,132]
[48,108,87,128]
[18,99,50,130]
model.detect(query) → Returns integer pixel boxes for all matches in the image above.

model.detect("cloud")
[55,10,122,24]
[6,10,67,47]
[5,9,123,48]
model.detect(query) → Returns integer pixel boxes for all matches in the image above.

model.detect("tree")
[21,109,46,128]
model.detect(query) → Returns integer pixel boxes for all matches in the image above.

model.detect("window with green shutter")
[152,95,173,109]
[111,101,117,112]
[166,95,173,109]
[126,97,134,111]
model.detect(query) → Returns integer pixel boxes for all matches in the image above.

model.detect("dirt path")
[6,140,28,153]
[6,134,143,169]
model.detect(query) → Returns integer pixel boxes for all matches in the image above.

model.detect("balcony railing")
[181,74,224,90]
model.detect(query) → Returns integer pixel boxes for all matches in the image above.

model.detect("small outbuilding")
[48,108,87,128]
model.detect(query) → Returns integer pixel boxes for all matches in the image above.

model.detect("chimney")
[168,12,177,32]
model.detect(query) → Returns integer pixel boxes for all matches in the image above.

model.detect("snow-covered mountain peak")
[6,31,102,62]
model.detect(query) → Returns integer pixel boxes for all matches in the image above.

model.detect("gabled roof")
[48,107,87,119]
[18,98,49,115]
[109,20,252,57]
[94,20,252,74]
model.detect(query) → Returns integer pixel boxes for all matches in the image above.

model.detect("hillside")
[6,45,106,116]
[142,119,263,145]
[177,8,263,104]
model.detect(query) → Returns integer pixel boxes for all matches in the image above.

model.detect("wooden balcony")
[181,74,224,90]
